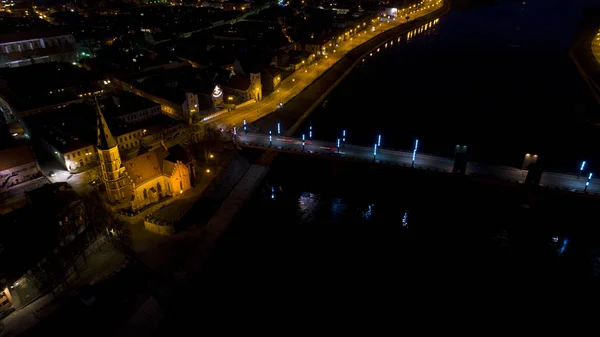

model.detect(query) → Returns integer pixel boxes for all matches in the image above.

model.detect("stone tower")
[250,72,262,101]
[96,99,128,203]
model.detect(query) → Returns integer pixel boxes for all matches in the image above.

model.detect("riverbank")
[253,0,451,135]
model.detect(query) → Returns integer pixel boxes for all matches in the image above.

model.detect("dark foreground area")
[153,151,600,330]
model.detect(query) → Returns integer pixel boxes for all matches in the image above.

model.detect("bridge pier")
[453,145,467,174]
[524,163,542,187]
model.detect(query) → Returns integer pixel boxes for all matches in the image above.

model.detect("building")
[0,145,41,191]
[0,29,78,68]
[101,91,161,125]
[114,65,216,123]
[0,182,87,309]
[261,66,281,93]
[97,104,192,211]
[219,59,263,104]
[23,103,97,172]
[0,62,105,123]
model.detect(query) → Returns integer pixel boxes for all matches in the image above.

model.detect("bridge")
[235,132,600,195]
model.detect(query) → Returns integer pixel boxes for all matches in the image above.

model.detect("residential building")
[23,103,97,172]
[261,66,281,93]
[0,62,104,123]
[0,182,87,309]
[97,105,192,211]
[0,29,78,68]
[101,91,161,125]
[0,145,42,191]
[114,65,216,122]
[221,73,262,104]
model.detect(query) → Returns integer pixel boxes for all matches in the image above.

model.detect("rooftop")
[0,145,36,172]
[101,91,160,118]
[23,103,97,154]
[0,62,101,113]
[224,74,250,91]
[0,27,73,44]
[107,113,184,138]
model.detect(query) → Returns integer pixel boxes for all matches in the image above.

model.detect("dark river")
[159,1,600,330]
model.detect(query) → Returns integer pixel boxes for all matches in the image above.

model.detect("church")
[96,103,192,211]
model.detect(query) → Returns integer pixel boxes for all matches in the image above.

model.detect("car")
[283,138,293,143]
[304,141,313,145]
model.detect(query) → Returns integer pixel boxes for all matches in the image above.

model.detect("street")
[204,0,444,129]
[236,132,600,194]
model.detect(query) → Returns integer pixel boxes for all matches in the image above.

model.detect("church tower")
[96,99,128,203]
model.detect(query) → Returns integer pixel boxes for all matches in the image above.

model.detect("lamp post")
[309,125,313,139]
[243,119,247,133]
[277,122,281,136]
[579,160,586,178]
[585,172,593,192]
[377,134,382,147]
[233,126,236,136]
[342,130,346,144]
[337,138,341,153]
[269,130,272,146]
[373,143,378,161]
[412,139,418,167]
[302,134,305,151]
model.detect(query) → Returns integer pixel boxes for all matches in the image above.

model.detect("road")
[204,0,444,129]
[236,132,600,195]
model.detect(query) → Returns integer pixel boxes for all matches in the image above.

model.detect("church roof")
[96,99,118,150]
[125,147,167,186]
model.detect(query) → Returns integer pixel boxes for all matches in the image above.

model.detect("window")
[129,135,132,140]
[77,151,81,156]
[143,189,148,199]
[66,154,70,160]
[180,181,183,191]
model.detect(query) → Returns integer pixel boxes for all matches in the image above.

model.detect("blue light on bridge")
[378,134,382,147]
[309,126,312,139]
[581,161,586,172]
[373,143,378,156]
[412,139,419,162]
[589,172,593,180]
[342,129,346,143]
[243,119,247,131]
[271,186,275,199]
[302,134,305,141]
[402,211,408,227]
[558,238,568,255]
[277,123,281,135]
[233,126,237,136]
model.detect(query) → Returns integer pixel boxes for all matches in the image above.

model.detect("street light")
[412,139,418,167]
[309,125,313,139]
[342,129,346,143]
[277,122,281,135]
[585,172,593,192]
[233,126,237,136]
[269,130,272,146]
[302,134,305,151]
[373,143,378,160]
[579,160,586,178]
[243,119,247,133]
[377,134,382,147]
[337,138,341,153]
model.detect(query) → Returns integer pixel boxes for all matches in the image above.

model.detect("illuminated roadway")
[236,132,600,195]
[202,0,444,128]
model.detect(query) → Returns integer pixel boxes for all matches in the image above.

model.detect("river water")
[161,1,600,329]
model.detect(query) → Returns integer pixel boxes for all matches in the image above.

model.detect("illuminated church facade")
[96,103,192,211]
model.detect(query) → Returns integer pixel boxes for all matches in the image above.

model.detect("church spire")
[96,97,118,150]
